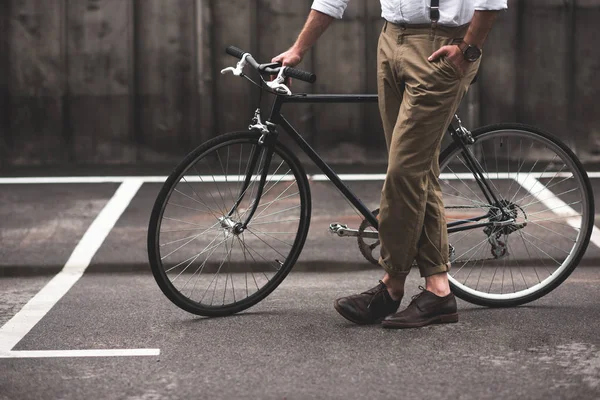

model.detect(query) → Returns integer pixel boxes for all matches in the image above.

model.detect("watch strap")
[457,41,469,52]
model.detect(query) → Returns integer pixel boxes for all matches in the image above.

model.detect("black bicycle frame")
[235,93,506,234]
[271,94,381,229]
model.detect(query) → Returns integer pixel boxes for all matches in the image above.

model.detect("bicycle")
[148,46,594,317]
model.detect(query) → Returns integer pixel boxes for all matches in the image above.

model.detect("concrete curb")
[0,261,384,277]
[2,258,600,277]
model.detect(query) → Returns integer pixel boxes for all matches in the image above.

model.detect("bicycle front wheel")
[148,131,311,316]
[440,124,594,307]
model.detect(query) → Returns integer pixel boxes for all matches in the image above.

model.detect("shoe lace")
[411,286,427,302]
[366,281,388,309]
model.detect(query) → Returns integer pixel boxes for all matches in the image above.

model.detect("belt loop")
[383,20,388,33]
[430,21,437,39]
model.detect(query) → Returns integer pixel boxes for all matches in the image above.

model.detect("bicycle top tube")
[281,94,379,104]
[222,46,381,103]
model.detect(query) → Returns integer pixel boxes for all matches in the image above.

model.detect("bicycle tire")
[440,123,594,307]
[148,131,312,316]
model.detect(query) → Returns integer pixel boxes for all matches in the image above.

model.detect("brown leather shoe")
[334,281,401,325]
[382,287,458,329]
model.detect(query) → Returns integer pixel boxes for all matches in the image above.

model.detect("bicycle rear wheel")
[148,131,311,316]
[439,124,594,307]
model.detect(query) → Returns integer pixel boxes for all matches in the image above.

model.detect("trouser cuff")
[379,258,410,278]
[419,262,450,278]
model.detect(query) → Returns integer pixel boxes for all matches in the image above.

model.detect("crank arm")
[329,223,378,239]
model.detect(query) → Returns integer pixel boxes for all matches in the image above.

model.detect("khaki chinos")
[377,21,481,278]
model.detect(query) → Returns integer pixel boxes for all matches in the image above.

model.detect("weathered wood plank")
[9,0,68,165]
[211,0,256,135]
[256,0,313,147]
[476,0,519,127]
[66,0,134,164]
[0,0,10,167]
[573,0,600,159]
[0,0,593,166]
[195,0,214,146]
[365,0,386,156]
[135,0,197,162]
[519,0,569,142]
[312,0,368,162]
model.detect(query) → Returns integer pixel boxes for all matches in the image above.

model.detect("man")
[273,0,507,328]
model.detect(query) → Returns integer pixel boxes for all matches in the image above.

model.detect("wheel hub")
[486,200,526,236]
[219,216,244,235]
[484,200,527,259]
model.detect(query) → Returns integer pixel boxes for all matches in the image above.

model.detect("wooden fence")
[0,0,599,167]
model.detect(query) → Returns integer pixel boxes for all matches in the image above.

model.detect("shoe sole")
[381,313,459,329]
[333,299,381,326]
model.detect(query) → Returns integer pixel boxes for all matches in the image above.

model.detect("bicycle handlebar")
[225,46,317,84]
[225,45,247,59]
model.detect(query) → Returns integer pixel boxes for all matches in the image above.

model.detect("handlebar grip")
[284,66,317,84]
[226,46,246,59]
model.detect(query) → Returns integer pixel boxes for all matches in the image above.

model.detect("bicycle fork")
[224,109,278,234]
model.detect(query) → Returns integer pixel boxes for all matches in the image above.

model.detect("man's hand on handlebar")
[223,45,316,96]
[271,46,305,87]
[271,46,304,68]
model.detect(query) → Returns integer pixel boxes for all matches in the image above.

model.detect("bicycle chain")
[357,207,500,265]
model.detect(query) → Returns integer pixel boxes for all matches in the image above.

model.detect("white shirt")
[312,0,507,26]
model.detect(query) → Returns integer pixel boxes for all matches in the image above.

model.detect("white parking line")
[0,349,160,358]
[0,178,159,359]
[515,175,600,249]
[1,172,599,184]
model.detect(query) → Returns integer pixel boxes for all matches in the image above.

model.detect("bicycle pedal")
[329,223,348,236]
[329,223,372,238]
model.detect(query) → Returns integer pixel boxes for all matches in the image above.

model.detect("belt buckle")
[430,5,440,26]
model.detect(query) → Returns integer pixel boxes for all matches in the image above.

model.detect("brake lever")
[221,53,250,76]
[266,67,292,95]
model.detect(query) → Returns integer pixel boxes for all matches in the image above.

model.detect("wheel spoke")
[173,188,222,218]
[235,235,262,292]
[447,164,487,206]
[247,227,294,247]
[249,218,301,226]
[253,205,301,220]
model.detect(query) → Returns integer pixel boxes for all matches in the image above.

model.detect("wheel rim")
[154,138,305,309]
[440,128,591,301]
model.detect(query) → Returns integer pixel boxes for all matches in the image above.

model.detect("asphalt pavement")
[1,172,600,399]
[2,270,600,399]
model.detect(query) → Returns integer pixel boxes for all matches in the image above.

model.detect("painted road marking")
[0,349,160,358]
[0,179,159,359]
[0,172,598,184]
[0,175,376,184]
[515,175,600,249]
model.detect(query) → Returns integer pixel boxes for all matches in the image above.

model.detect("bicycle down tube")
[270,94,380,230]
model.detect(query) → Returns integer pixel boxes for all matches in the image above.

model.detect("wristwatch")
[458,41,482,62]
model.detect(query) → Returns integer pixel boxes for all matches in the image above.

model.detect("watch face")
[465,46,481,62]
